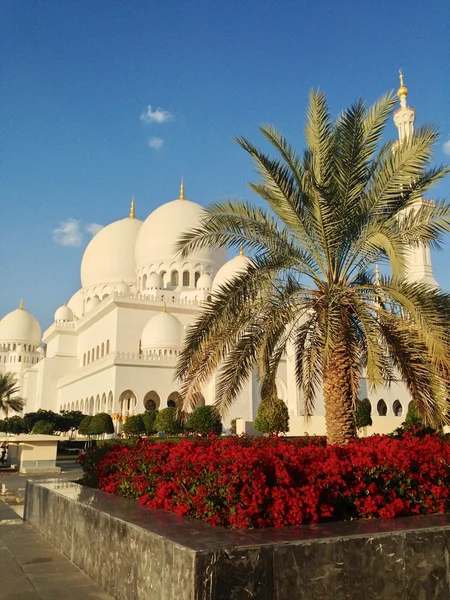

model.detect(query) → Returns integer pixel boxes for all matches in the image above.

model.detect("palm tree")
[0,373,26,418]
[175,90,450,445]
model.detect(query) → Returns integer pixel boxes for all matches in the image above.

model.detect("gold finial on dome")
[397,68,408,98]
[19,299,23,310]
[375,264,380,284]
[162,299,167,313]
[129,195,135,219]
[179,178,185,200]
[239,244,244,257]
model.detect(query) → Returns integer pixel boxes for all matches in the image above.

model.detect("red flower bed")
[79,433,450,529]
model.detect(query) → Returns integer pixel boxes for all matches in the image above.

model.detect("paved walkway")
[1,499,115,600]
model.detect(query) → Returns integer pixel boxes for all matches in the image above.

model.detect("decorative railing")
[113,350,179,362]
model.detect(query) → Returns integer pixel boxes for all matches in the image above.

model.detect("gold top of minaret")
[129,195,135,219]
[179,178,185,200]
[239,244,244,257]
[19,299,23,310]
[374,264,380,283]
[397,69,408,98]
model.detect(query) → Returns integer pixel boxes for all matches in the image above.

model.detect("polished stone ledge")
[24,479,450,599]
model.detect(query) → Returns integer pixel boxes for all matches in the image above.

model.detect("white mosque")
[0,76,441,435]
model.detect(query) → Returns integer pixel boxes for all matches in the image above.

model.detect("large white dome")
[0,303,41,344]
[141,310,184,351]
[81,216,142,288]
[135,190,226,270]
[213,253,253,291]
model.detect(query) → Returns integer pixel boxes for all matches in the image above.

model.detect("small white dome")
[146,272,163,290]
[213,254,252,291]
[81,216,142,288]
[114,282,130,295]
[197,273,213,290]
[141,310,184,351]
[0,304,41,344]
[54,305,74,322]
[85,296,100,313]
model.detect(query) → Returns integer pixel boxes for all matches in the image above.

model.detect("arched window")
[160,270,167,286]
[106,340,110,354]
[96,346,99,359]
[107,391,113,413]
[92,348,95,362]
[194,271,201,286]
[87,351,90,363]
[167,391,181,409]
[171,270,179,286]
[144,391,161,411]
[377,399,387,416]
[393,400,403,417]
[142,274,148,290]
[83,353,86,366]
[362,398,372,414]
[182,271,190,287]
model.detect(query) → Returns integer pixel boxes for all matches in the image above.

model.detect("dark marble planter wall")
[24,480,450,600]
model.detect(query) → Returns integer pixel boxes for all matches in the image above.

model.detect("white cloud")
[52,219,83,247]
[148,137,164,150]
[443,139,450,156]
[85,222,103,236]
[140,105,173,124]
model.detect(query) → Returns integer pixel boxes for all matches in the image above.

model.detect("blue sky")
[1,0,450,329]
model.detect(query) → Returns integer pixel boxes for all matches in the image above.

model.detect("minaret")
[129,195,135,219]
[393,69,415,141]
[393,71,438,288]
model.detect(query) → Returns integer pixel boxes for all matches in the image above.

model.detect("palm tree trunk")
[323,343,356,445]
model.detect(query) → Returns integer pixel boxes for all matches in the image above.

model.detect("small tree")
[122,415,145,437]
[23,409,60,433]
[142,410,158,436]
[58,410,85,436]
[3,415,27,435]
[254,396,289,435]
[32,420,55,435]
[89,413,114,437]
[186,406,222,435]
[230,418,237,435]
[78,415,93,436]
[155,408,182,434]
[404,403,423,428]
[355,401,372,430]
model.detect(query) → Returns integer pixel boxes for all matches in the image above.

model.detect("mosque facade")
[0,77,440,434]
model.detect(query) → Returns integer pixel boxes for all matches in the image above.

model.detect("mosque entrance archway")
[118,389,137,416]
[362,398,372,414]
[167,391,181,409]
[193,393,205,408]
[144,391,160,411]
[107,391,113,414]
